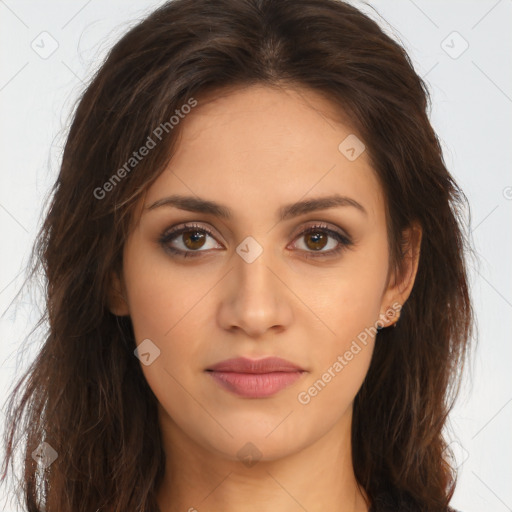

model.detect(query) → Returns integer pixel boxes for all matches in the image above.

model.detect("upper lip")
[206,357,304,374]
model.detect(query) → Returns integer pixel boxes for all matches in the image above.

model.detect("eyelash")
[158,222,353,260]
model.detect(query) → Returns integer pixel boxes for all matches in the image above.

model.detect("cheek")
[301,286,379,404]
[296,343,373,419]
[296,243,388,406]
[294,287,379,428]
[121,236,219,385]
[121,245,213,435]
[303,247,388,344]
[123,268,207,380]
[122,232,200,341]
[335,234,390,325]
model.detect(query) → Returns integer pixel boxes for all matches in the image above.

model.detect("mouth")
[205,356,307,398]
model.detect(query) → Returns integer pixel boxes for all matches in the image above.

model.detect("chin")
[191,418,311,464]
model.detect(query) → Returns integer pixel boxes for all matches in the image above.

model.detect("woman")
[0,0,473,510]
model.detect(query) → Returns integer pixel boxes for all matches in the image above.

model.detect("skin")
[109,84,421,512]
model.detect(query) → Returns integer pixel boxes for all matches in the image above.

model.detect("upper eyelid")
[162,221,350,245]
[162,222,219,241]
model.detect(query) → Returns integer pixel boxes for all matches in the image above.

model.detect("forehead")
[145,84,384,224]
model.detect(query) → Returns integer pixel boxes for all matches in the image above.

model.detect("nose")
[217,243,293,339]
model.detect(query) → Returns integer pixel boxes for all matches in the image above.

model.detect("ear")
[377,221,422,328]
[107,269,130,316]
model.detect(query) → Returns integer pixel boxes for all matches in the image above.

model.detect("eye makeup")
[158,221,354,260]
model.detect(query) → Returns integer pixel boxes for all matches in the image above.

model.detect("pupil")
[307,232,327,250]
[184,230,205,249]
[180,230,329,252]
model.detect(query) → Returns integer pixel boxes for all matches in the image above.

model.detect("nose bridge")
[234,234,278,308]
[218,234,292,336]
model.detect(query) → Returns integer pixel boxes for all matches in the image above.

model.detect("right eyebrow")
[146,193,368,220]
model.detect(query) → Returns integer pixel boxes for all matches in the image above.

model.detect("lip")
[205,357,306,398]
[206,356,304,373]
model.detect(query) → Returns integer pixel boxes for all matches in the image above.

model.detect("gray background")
[1,1,511,511]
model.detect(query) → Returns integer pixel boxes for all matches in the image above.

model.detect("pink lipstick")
[205,356,306,398]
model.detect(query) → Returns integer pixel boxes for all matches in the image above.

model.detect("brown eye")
[303,231,329,251]
[159,223,222,258]
[182,230,207,250]
[159,222,353,260]
[290,224,353,259]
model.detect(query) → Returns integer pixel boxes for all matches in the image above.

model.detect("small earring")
[376,308,401,331]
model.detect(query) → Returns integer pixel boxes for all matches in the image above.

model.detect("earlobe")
[378,221,422,328]
[107,270,130,316]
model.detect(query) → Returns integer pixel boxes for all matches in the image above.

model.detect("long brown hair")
[1,0,474,510]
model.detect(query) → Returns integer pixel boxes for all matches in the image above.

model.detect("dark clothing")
[369,508,460,512]
[368,492,460,512]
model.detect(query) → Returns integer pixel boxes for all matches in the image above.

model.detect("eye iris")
[183,230,206,249]
[305,231,327,251]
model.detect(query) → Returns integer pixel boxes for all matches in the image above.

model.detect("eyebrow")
[146,193,367,220]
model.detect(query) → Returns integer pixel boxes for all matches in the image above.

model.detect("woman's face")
[111,84,418,463]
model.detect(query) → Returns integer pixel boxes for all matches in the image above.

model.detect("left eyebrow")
[146,193,368,220]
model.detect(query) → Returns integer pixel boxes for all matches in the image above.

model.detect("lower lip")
[207,371,305,398]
